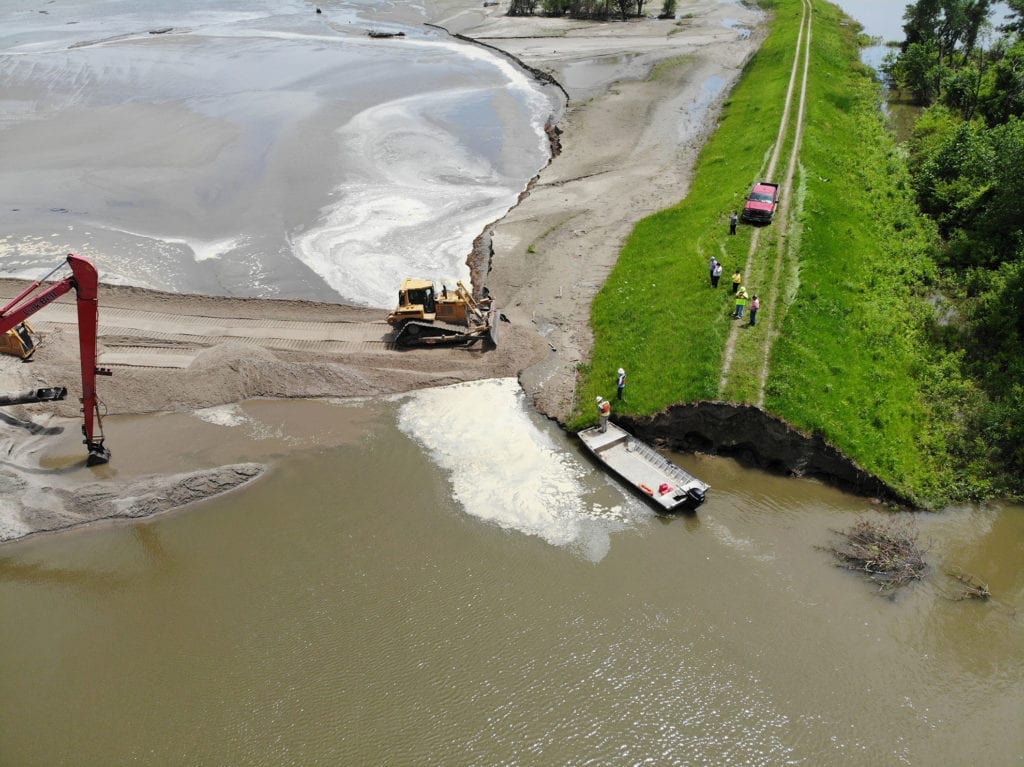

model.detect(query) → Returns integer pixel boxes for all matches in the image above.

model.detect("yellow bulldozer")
[386,279,499,348]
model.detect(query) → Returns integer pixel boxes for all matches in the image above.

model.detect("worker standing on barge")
[596,396,612,432]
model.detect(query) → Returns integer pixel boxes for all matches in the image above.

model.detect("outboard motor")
[686,487,706,507]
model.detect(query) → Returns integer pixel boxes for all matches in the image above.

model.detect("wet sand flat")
[0,0,765,540]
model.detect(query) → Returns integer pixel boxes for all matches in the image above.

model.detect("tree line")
[885,1,1024,493]
[507,0,675,21]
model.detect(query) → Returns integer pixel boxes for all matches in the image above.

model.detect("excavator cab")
[0,322,37,359]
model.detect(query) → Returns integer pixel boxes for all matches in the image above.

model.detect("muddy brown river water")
[1,381,1021,766]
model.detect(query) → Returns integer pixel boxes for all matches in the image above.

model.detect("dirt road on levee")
[718,0,813,405]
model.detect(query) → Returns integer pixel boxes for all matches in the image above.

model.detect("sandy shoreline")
[0,0,766,542]
[453,3,765,418]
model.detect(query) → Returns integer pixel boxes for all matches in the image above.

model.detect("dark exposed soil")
[620,404,914,507]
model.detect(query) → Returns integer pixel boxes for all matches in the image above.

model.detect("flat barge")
[578,422,709,512]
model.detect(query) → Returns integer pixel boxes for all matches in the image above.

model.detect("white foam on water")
[84,224,244,263]
[0,1,310,55]
[293,90,521,307]
[192,403,283,440]
[396,378,628,559]
[193,404,248,427]
[177,235,244,263]
[227,28,553,130]
[1,4,554,305]
[430,34,556,128]
[0,238,122,283]
[292,36,553,308]
[0,225,244,291]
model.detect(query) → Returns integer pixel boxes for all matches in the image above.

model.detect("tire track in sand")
[4,300,397,369]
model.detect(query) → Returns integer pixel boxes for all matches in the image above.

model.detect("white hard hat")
[596,396,603,402]
[618,368,625,375]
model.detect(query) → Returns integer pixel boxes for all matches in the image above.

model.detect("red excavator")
[0,254,111,466]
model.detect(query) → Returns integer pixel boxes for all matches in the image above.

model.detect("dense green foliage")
[536,0,618,19]
[885,1,1024,122]
[886,1,1024,494]
[508,0,539,16]
[529,0,650,19]
[577,0,998,505]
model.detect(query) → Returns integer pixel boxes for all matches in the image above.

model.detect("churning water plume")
[396,378,631,559]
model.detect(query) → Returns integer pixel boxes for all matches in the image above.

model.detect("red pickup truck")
[741,181,779,224]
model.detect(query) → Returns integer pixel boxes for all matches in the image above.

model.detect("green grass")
[576,0,964,505]
[762,1,952,503]
[648,55,693,80]
[575,0,806,419]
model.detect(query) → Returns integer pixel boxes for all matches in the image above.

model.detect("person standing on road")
[711,261,723,288]
[749,294,760,326]
[596,396,612,432]
[616,368,627,400]
[732,270,742,294]
[729,211,738,235]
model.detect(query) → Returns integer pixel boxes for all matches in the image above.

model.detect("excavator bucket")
[0,322,37,359]
[85,440,111,466]
[0,386,67,406]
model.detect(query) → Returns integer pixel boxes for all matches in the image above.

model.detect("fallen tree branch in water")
[945,566,991,600]
[824,518,928,593]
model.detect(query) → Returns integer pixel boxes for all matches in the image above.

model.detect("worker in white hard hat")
[616,367,626,401]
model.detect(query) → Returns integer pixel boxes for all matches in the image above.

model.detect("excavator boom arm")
[1,279,74,330]
[0,254,110,465]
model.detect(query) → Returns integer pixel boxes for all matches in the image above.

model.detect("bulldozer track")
[717,0,812,402]
[12,302,398,369]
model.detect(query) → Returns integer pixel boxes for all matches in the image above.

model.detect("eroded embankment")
[455,25,566,294]
[618,404,916,507]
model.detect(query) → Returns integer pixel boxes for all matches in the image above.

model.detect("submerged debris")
[825,517,928,593]
[945,567,991,601]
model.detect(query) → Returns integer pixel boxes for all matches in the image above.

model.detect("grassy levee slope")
[579,0,803,407]
[763,2,948,503]
[578,0,955,505]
